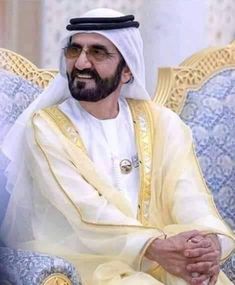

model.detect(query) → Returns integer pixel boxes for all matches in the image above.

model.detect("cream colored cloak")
[1,100,234,285]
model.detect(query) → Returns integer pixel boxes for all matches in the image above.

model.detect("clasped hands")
[145,230,221,285]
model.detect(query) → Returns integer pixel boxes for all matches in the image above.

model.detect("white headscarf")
[60,8,150,100]
[1,8,150,193]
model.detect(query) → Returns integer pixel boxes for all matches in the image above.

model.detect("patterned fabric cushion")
[0,69,42,224]
[0,71,82,284]
[180,69,235,282]
[222,255,235,283]
[0,247,82,285]
[180,69,235,230]
[0,69,42,139]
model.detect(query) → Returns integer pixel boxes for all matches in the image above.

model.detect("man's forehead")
[71,32,115,48]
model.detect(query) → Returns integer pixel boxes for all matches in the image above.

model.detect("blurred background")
[0,0,235,96]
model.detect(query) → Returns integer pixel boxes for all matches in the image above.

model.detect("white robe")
[59,97,140,213]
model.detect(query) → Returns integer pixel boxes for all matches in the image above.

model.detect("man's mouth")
[76,74,93,79]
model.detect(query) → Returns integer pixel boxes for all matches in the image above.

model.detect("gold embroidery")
[32,112,161,230]
[43,106,87,153]
[40,102,154,226]
[127,99,154,226]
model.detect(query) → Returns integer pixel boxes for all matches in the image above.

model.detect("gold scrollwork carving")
[154,42,235,114]
[0,48,57,89]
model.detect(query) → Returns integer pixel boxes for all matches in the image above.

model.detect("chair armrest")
[0,247,233,284]
[0,247,82,285]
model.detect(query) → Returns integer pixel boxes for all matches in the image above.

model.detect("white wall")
[139,0,209,95]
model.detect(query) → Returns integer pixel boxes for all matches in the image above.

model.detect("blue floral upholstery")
[0,69,42,225]
[0,69,42,128]
[222,255,235,283]
[180,69,235,281]
[0,247,82,285]
[0,70,81,284]
[180,69,235,229]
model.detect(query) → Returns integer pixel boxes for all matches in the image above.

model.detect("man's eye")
[92,48,105,55]
[70,47,81,53]
[66,46,81,55]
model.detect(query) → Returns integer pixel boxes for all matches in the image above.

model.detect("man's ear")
[121,66,133,84]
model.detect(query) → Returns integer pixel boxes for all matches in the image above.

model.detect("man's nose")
[74,50,92,70]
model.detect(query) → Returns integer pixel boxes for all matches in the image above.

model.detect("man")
[1,8,234,285]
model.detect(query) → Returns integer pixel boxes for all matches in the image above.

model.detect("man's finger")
[181,230,201,240]
[186,238,211,249]
[208,264,220,276]
[186,261,212,273]
[180,271,199,285]
[208,264,220,285]
[184,247,213,258]
[191,235,204,242]
[190,250,221,263]
[191,274,209,284]
[209,273,219,285]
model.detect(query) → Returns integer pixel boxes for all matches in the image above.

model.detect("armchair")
[154,41,235,282]
[0,48,81,285]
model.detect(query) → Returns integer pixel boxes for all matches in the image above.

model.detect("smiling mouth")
[76,74,93,79]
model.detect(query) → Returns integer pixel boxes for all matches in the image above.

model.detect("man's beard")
[67,59,126,102]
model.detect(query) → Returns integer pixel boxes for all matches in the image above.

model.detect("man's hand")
[145,230,211,284]
[184,234,221,285]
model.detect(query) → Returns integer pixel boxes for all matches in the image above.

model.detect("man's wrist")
[145,238,165,262]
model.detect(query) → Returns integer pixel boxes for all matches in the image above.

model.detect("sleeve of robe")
[152,106,235,261]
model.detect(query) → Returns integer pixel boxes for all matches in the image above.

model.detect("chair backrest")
[154,41,235,230]
[0,48,57,88]
[0,48,57,224]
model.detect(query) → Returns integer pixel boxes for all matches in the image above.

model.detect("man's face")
[65,33,127,102]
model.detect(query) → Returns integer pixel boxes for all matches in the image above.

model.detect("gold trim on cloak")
[43,106,87,153]
[127,99,154,226]
[42,99,154,225]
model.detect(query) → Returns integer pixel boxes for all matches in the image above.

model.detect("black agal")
[66,15,139,31]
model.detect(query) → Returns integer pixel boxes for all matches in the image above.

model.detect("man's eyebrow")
[69,43,109,51]
[91,44,109,51]
[68,43,115,54]
[69,43,82,48]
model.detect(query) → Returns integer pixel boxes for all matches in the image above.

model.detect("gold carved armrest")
[42,273,72,285]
